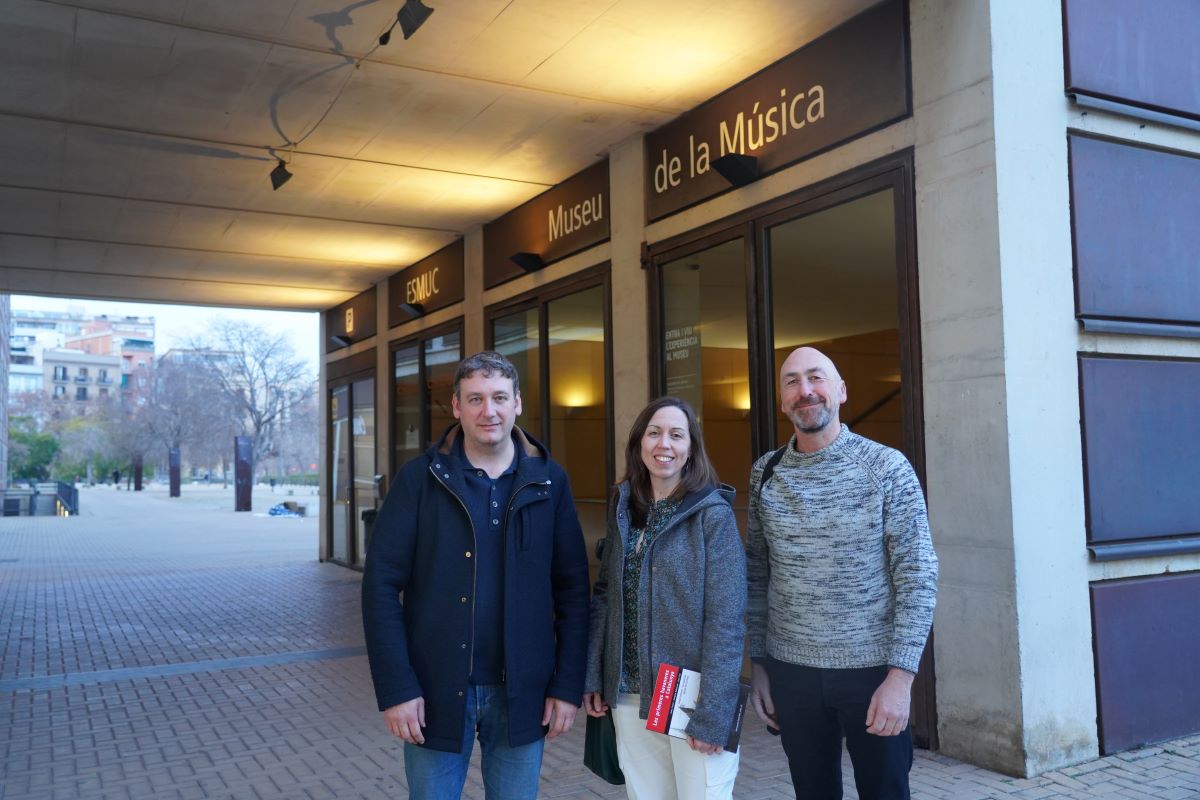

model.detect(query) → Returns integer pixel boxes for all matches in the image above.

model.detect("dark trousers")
[765,658,913,800]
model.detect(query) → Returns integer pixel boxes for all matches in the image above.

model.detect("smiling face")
[639,405,692,496]
[779,347,847,439]
[452,371,522,451]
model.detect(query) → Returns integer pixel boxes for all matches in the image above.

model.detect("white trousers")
[611,694,740,800]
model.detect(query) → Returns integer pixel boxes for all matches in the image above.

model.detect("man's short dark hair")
[453,351,520,398]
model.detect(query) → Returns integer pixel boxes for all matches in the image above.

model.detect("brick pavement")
[1,483,1197,799]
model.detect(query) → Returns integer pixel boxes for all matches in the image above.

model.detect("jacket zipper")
[500,477,551,685]
[431,464,479,680]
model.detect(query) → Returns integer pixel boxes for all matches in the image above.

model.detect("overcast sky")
[12,295,320,373]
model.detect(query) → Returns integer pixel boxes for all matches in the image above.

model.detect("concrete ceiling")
[0,0,876,312]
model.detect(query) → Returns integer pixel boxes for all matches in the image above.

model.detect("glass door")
[391,325,463,476]
[329,384,352,564]
[766,189,903,451]
[352,377,375,568]
[660,237,753,512]
[487,270,613,571]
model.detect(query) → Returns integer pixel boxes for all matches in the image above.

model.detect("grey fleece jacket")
[746,425,938,674]
[585,482,747,746]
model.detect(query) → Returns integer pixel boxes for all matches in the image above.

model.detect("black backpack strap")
[756,444,789,503]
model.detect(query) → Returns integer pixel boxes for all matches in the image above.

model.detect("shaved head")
[780,347,842,385]
[778,346,847,448]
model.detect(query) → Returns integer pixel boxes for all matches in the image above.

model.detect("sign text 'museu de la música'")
[644,0,910,221]
[483,159,610,288]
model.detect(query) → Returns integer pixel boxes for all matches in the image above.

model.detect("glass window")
[547,286,608,555]
[661,238,752,500]
[425,332,460,445]
[393,343,421,469]
[391,326,463,474]
[330,384,351,564]
[489,277,611,569]
[768,190,902,450]
[352,378,376,568]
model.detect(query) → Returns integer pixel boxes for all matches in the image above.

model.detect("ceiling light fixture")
[397,0,435,39]
[711,153,761,187]
[270,159,293,190]
[510,252,545,273]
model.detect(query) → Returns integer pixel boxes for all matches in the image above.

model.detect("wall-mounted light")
[270,159,293,190]
[397,0,434,39]
[711,153,760,187]
[399,301,425,317]
[510,252,545,273]
[329,334,352,348]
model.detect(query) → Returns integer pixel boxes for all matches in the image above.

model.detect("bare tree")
[143,357,237,475]
[188,319,315,476]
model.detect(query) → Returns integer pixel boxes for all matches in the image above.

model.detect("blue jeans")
[403,685,544,800]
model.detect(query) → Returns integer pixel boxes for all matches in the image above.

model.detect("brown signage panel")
[644,0,909,221]
[1064,0,1200,123]
[483,160,610,288]
[324,286,378,353]
[388,239,465,327]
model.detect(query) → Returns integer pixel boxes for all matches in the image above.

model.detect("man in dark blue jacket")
[362,351,590,800]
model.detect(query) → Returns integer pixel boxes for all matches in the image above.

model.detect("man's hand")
[749,663,780,731]
[542,697,578,739]
[383,697,426,744]
[582,692,609,718]
[865,668,913,736]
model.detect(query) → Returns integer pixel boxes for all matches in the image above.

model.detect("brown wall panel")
[1070,135,1200,328]
[1064,0,1200,121]
[1079,356,1200,543]
[1091,573,1200,753]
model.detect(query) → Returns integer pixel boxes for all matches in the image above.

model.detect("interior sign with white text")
[644,0,909,221]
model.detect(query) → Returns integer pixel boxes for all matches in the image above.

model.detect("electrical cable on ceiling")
[269,0,434,190]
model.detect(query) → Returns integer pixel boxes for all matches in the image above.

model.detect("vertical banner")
[234,436,252,512]
[168,448,181,498]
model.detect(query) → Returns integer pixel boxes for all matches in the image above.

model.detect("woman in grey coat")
[583,397,747,800]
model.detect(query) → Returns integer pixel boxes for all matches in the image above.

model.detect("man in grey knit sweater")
[746,347,938,800]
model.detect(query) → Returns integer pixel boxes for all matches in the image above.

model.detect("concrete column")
[462,225,486,354]
[913,0,1097,775]
[608,136,649,476]
[990,0,1097,773]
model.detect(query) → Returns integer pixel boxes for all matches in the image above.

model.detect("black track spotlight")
[270,159,293,191]
[378,28,392,46]
[398,301,425,317]
[711,153,760,187]
[329,334,352,348]
[509,252,545,273]
[397,0,434,39]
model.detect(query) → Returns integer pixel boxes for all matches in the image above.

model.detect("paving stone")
[3,487,1200,799]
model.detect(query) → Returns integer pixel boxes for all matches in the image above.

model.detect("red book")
[645,663,750,752]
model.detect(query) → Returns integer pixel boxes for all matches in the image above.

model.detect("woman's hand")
[685,734,724,755]
[583,692,609,717]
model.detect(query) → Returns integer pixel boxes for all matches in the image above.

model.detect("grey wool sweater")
[746,425,938,674]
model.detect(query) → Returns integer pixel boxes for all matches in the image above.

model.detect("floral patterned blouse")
[619,497,681,694]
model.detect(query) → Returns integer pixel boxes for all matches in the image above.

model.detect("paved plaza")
[1,483,1198,799]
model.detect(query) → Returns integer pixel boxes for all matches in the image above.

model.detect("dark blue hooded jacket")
[362,424,590,752]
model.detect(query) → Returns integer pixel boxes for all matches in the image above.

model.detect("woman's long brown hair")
[620,396,720,529]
